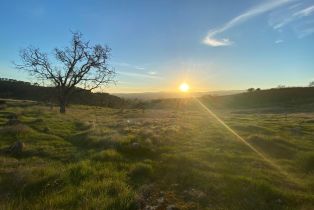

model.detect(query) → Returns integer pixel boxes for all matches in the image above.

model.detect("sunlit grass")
[0,99,313,209]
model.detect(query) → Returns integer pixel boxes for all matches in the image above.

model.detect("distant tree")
[277,85,286,89]
[136,101,146,113]
[256,88,261,91]
[247,88,255,92]
[309,81,314,87]
[15,32,115,113]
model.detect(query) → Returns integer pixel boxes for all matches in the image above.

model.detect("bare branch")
[14,32,115,113]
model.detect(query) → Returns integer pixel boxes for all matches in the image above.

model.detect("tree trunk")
[59,97,66,113]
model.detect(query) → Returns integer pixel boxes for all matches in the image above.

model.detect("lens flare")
[193,97,300,185]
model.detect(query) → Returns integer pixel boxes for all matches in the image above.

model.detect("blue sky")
[0,0,313,93]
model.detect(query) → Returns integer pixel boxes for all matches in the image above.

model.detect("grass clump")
[67,161,94,184]
[129,162,153,181]
[297,152,314,173]
[77,179,137,210]
[92,149,123,162]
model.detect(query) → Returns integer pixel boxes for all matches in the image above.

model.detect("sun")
[179,83,190,92]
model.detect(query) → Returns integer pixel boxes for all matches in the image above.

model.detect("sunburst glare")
[179,83,190,92]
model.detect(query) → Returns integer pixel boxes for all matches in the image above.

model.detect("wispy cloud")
[275,39,284,44]
[203,37,232,47]
[148,71,157,75]
[269,3,314,38]
[288,3,303,10]
[203,0,295,47]
[271,4,314,29]
[293,5,314,17]
[294,19,314,38]
[113,62,145,70]
[117,71,162,80]
[297,27,314,38]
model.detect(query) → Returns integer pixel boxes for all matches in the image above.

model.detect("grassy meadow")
[0,99,314,210]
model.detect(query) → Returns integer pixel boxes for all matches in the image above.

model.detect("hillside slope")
[0,78,124,108]
[201,87,314,111]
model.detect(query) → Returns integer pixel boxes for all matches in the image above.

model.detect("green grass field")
[0,99,313,210]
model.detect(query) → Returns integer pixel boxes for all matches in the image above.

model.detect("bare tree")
[15,32,115,113]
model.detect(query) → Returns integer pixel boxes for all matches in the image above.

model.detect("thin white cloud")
[203,37,232,47]
[117,71,162,80]
[295,24,314,38]
[275,39,284,44]
[270,4,314,29]
[134,66,145,70]
[269,3,314,38]
[148,71,157,75]
[272,18,293,29]
[293,5,314,17]
[300,27,314,37]
[203,0,295,47]
[288,3,303,10]
[113,62,145,70]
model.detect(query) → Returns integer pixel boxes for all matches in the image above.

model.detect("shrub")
[0,100,6,110]
[74,121,92,131]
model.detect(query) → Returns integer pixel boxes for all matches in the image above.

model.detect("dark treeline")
[0,78,126,108]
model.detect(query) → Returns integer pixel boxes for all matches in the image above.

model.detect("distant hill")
[0,78,125,108]
[2,78,313,112]
[145,87,314,112]
[201,87,314,111]
[114,90,244,100]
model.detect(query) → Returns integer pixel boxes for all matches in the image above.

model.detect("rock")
[157,197,164,204]
[183,188,206,200]
[191,188,206,199]
[145,138,152,144]
[131,142,140,148]
[166,204,179,210]
[275,198,283,204]
[144,205,158,210]
[8,141,25,155]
